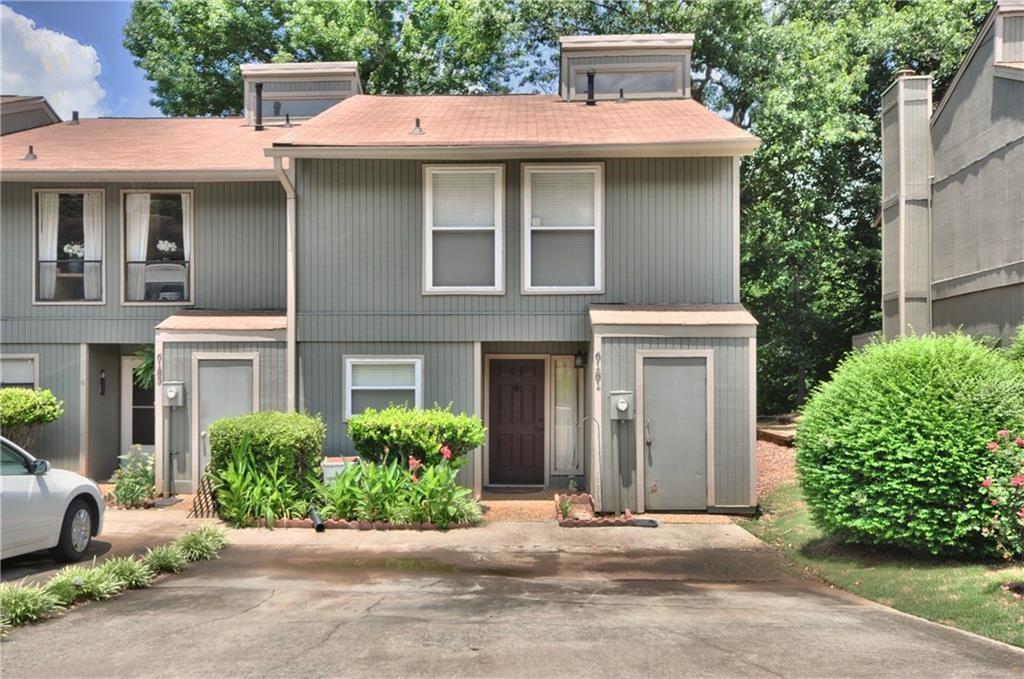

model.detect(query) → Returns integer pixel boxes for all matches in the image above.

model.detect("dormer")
[994,0,1024,80]
[240,62,362,126]
[558,33,694,101]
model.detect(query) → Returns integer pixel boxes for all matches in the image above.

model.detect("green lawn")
[741,482,1024,648]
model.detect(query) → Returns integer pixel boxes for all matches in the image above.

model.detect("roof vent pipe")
[70,110,79,124]
[254,82,264,131]
[586,70,596,106]
[23,145,36,161]
[284,113,292,128]
[617,88,626,103]
[412,117,424,135]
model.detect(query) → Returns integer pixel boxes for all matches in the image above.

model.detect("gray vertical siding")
[1,343,81,471]
[296,157,738,342]
[1002,15,1024,63]
[1,181,286,343]
[932,283,1024,344]
[161,341,287,491]
[1,108,56,136]
[599,337,752,512]
[86,345,121,480]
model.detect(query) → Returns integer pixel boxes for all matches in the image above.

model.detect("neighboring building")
[0,34,760,514]
[880,0,1024,343]
[0,95,60,135]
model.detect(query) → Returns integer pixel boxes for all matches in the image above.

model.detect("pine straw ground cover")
[741,482,1024,648]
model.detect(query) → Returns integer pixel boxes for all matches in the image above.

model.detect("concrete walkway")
[3,519,1023,677]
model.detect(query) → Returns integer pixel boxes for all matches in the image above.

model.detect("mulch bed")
[259,518,476,531]
[756,439,796,501]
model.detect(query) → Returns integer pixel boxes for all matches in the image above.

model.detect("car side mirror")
[29,459,50,475]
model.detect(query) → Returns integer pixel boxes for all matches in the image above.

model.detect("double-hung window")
[0,356,38,388]
[34,190,104,303]
[522,164,604,293]
[123,190,193,304]
[344,357,423,419]
[423,165,504,294]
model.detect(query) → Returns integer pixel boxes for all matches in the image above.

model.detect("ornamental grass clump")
[979,430,1024,559]
[797,333,1024,557]
[143,544,189,574]
[0,583,63,626]
[98,556,154,590]
[46,562,125,606]
[174,525,228,562]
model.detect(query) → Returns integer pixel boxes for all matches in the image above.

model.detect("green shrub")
[0,583,62,626]
[110,445,156,508]
[317,459,482,528]
[797,333,1024,556]
[212,438,309,527]
[98,556,154,589]
[347,405,485,470]
[1006,325,1024,364]
[174,525,228,562]
[207,411,325,492]
[46,563,125,606]
[143,544,188,574]
[0,387,63,449]
[979,430,1024,559]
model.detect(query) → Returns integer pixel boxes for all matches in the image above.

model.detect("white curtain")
[126,193,151,301]
[83,192,103,300]
[37,192,60,300]
[180,193,191,261]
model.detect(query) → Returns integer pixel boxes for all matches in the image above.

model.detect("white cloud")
[1,4,106,118]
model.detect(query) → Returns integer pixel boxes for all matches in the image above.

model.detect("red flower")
[1018,507,1024,520]
[408,456,421,471]
[1010,475,1024,488]
[1015,438,1024,448]
[981,478,993,488]
[987,441,1000,452]
[991,499,1000,506]
[411,474,419,483]
[997,429,1010,439]
[440,445,452,460]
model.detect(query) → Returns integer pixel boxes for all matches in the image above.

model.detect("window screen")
[0,358,35,388]
[346,358,423,418]
[524,165,603,292]
[424,166,503,292]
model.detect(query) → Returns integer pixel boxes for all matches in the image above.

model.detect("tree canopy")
[124,0,992,413]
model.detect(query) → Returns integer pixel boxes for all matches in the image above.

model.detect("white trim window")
[522,164,604,294]
[344,356,424,419]
[0,355,38,388]
[423,165,504,294]
[122,190,194,304]
[33,189,104,304]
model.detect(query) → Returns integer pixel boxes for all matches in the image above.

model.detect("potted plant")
[63,242,84,273]
[156,240,178,260]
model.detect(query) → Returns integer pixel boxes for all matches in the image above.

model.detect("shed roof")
[588,304,758,327]
[155,311,287,332]
[270,94,758,157]
[1,118,287,180]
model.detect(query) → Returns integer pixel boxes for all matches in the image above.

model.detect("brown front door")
[488,359,545,485]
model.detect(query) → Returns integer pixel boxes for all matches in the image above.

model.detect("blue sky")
[2,1,160,117]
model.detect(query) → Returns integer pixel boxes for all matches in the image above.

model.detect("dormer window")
[994,4,1024,81]
[560,34,693,101]
[240,62,362,125]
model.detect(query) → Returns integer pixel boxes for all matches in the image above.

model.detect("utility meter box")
[163,381,185,407]
[608,390,634,421]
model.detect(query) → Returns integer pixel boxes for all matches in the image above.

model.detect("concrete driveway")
[2,522,1023,678]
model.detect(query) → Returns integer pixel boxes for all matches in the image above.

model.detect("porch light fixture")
[574,350,586,369]
[99,369,107,396]
[411,117,424,135]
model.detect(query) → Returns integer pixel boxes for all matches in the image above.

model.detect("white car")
[1,437,105,562]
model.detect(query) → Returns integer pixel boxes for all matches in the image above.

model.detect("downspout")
[274,156,297,412]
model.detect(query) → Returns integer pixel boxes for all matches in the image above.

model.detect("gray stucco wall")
[295,157,738,342]
[598,336,753,513]
[1,343,81,471]
[1,181,286,344]
[161,340,287,492]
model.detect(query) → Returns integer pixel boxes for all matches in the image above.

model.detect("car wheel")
[50,498,93,562]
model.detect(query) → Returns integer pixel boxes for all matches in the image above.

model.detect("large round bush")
[0,387,63,448]
[796,333,1024,556]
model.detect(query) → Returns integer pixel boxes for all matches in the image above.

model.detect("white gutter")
[273,156,298,413]
[0,170,279,182]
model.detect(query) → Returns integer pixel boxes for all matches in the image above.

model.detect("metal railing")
[36,259,103,301]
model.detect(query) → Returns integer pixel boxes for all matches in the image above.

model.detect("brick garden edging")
[554,492,639,527]
[255,518,477,531]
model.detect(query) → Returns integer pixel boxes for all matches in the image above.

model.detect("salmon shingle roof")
[1,118,286,179]
[270,94,759,157]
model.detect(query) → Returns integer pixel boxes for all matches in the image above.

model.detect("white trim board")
[633,349,715,514]
[5,170,279,183]
[342,355,424,421]
[31,188,106,306]
[0,353,40,387]
[119,188,196,307]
